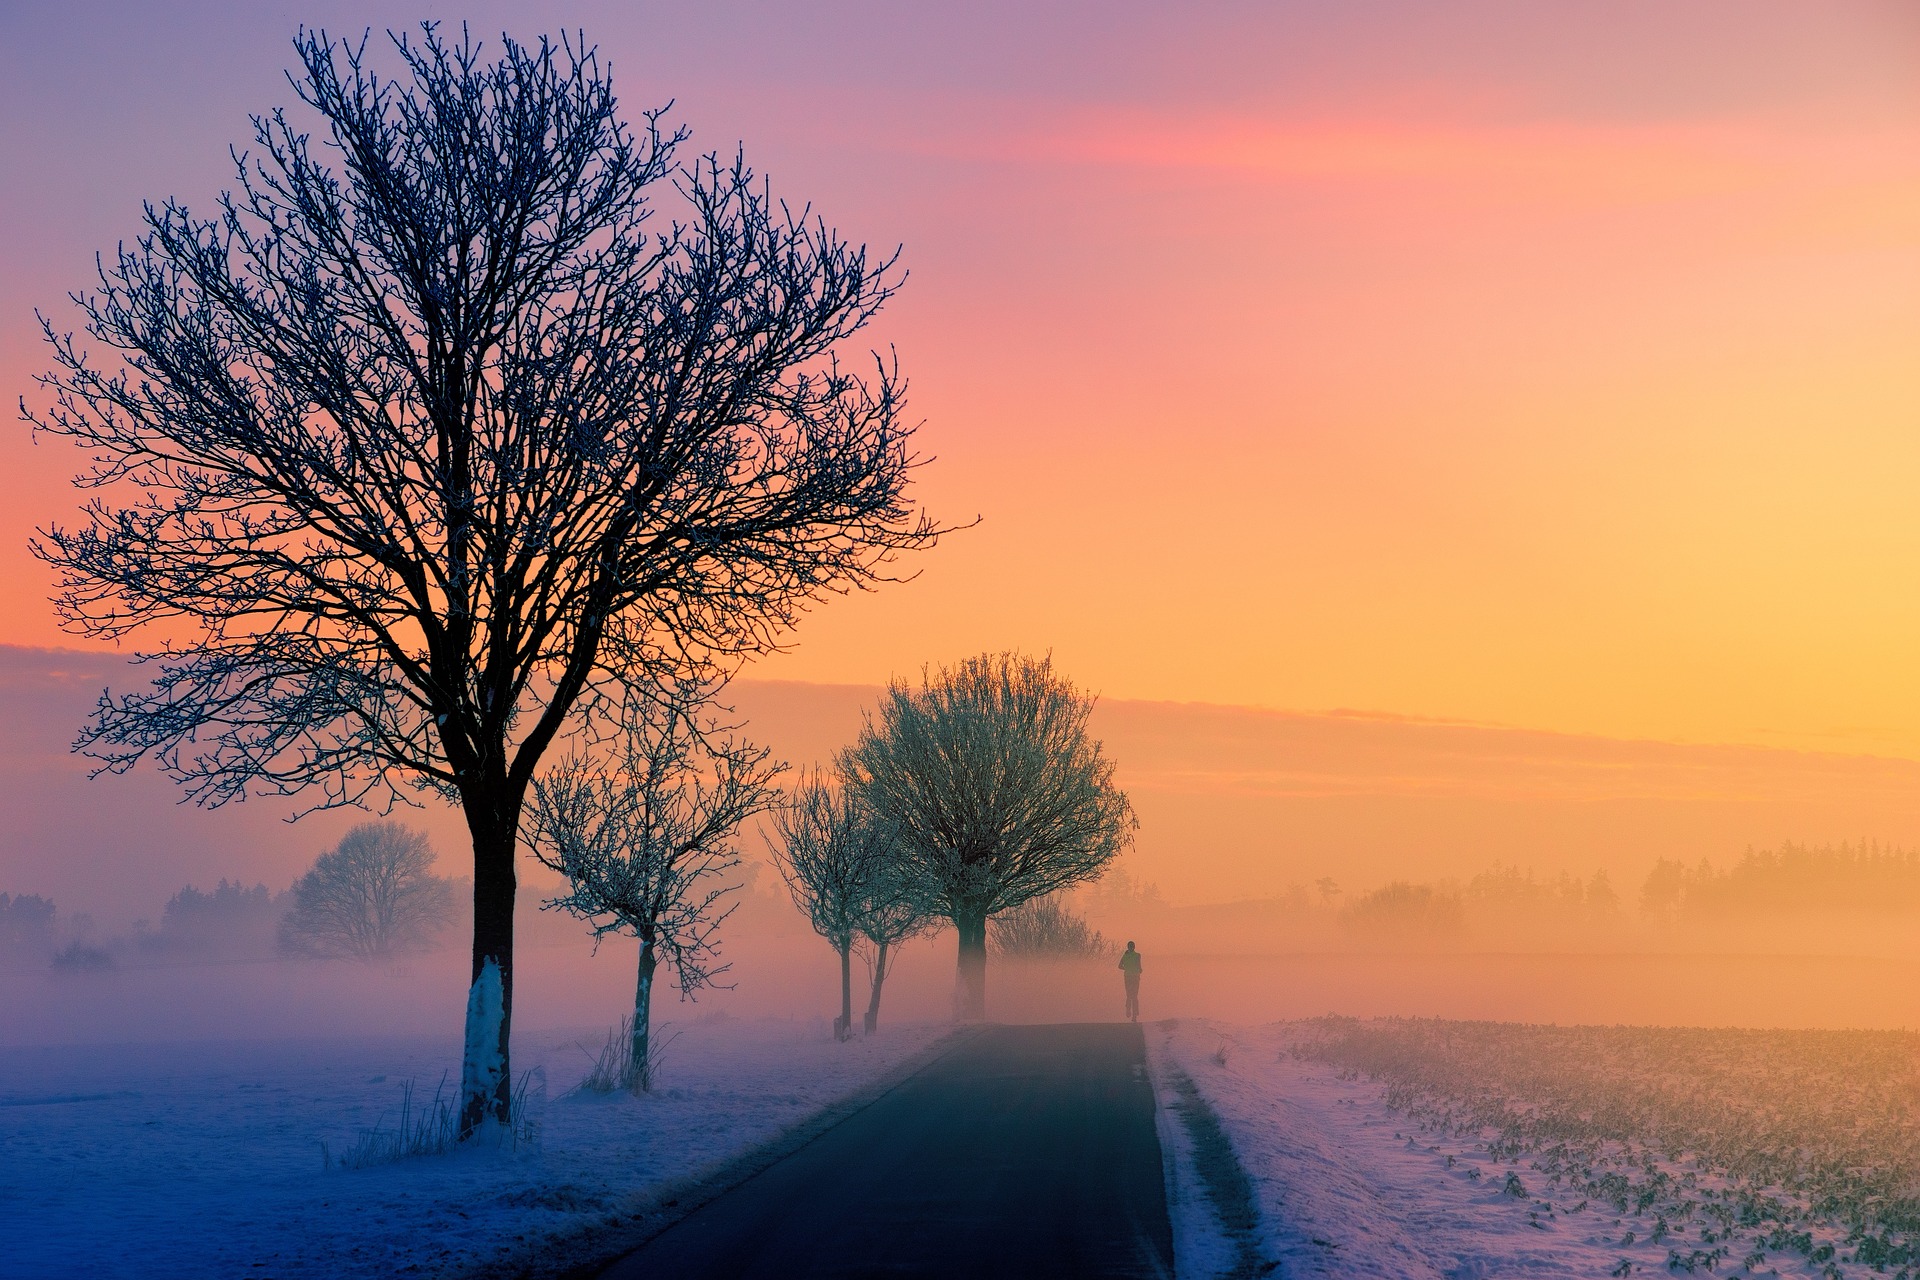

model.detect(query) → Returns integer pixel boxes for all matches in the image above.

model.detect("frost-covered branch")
[524,689,780,1086]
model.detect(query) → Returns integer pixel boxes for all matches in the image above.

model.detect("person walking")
[1118,941,1143,1022]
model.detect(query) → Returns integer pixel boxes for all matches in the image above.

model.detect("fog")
[8,642,1920,1048]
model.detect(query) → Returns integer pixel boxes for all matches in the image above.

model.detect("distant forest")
[0,880,293,972]
[1071,841,1920,954]
[2,823,470,971]
[1639,842,1920,917]
[1309,843,1920,949]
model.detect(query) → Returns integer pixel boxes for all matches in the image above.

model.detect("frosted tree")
[770,770,901,1040]
[526,690,779,1090]
[523,693,779,1090]
[853,853,933,1034]
[22,27,936,1133]
[279,822,455,960]
[840,653,1136,1020]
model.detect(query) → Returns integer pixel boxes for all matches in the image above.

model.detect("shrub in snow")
[990,894,1112,960]
[571,1016,684,1095]
[49,941,115,973]
[331,1074,460,1168]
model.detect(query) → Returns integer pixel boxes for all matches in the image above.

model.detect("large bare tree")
[523,693,779,1090]
[21,27,936,1133]
[840,653,1135,1020]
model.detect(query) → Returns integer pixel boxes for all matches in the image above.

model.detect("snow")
[0,1016,946,1279]
[1150,1018,1845,1279]
[460,958,506,1127]
[1145,1049,1241,1280]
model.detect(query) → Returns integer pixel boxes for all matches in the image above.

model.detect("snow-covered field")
[1153,1017,1904,1279]
[1,1017,946,1280]
[21,991,1898,1280]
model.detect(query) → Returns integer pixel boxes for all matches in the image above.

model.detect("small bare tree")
[770,770,899,1040]
[279,822,455,960]
[523,695,779,1091]
[24,26,937,1133]
[853,858,934,1034]
[840,653,1136,1020]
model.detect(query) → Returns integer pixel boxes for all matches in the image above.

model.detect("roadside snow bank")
[2,1016,945,1279]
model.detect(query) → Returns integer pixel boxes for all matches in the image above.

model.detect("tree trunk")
[863,938,890,1035]
[835,941,853,1041]
[458,808,517,1138]
[633,938,657,1091]
[954,910,988,1021]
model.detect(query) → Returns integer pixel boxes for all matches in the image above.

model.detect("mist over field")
[10,642,1920,1045]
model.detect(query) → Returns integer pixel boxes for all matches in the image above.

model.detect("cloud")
[861,95,1920,208]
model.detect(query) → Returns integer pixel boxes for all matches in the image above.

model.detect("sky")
[4,2,1920,914]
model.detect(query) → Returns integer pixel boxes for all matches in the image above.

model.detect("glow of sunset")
[4,1,1919,755]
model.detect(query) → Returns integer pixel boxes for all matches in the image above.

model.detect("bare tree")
[280,822,455,959]
[522,693,779,1090]
[853,856,934,1035]
[769,770,899,1040]
[840,653,1136,1020]
[22,27,936,1133]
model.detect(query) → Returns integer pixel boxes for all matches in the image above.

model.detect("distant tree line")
[145,880,285,959]
[0,893,60,967]
[1303,845,1920,946]
[1640,842,1920,919]
[3,822,460,972]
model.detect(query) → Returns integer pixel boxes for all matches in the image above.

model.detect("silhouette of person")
[1118,940,1142,1022]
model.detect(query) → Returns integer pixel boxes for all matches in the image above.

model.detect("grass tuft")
[331,1069,541,1169]
[570,1016,682,1096]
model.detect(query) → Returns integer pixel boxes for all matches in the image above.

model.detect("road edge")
[458,1024,988,1280]
[1144,1019,1271,1280]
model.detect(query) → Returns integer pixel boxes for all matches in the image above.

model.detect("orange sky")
[5,1,1920,757]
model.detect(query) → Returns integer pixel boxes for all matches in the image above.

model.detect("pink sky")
[4,3,1920,907]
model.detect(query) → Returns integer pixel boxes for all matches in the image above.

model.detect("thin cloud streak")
[851,96,1920,205]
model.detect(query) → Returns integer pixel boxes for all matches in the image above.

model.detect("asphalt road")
[598,1022,1174,1280]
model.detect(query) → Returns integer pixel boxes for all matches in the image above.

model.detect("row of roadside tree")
[520,650,1136,1092]
[18,22,1129,1134]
